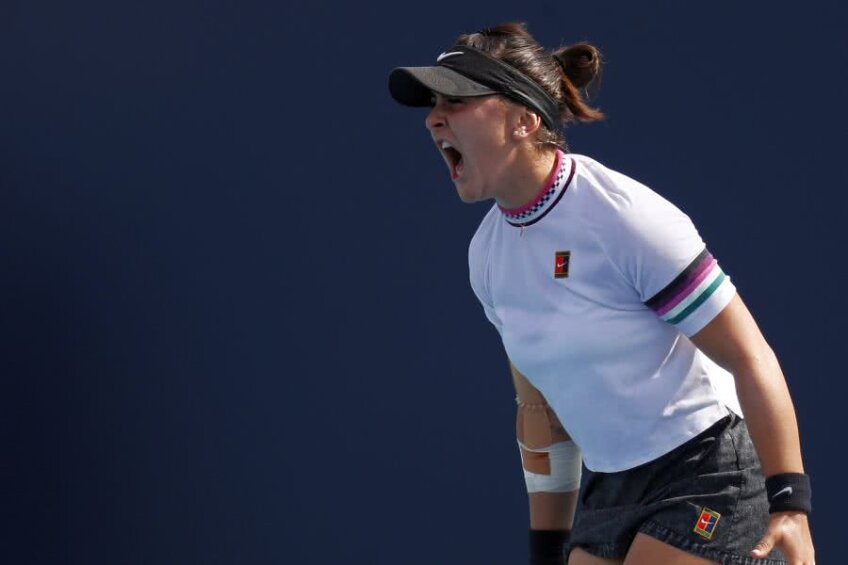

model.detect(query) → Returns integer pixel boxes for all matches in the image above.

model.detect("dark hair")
[455,22,604,149]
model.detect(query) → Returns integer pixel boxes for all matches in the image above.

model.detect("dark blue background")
[3,1,844,563]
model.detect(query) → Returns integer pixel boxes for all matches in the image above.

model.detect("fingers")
[751,513,816,564]
[750,528,777,559]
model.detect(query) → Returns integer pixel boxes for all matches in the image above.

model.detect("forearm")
[732,348,805,477]
[735,351,815,561]
[529,490,579,530]
[691,295,806,477]
[516,406,581,529]
[691,296,814,559]
[510,362,581,530]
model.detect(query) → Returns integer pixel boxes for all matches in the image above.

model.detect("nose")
[425,102,445,132]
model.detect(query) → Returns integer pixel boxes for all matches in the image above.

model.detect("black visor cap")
[388,66,496,107]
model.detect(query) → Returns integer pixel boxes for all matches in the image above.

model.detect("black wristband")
[529,529,570,565]
[765,472,812,514]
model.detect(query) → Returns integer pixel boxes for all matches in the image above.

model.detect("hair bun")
[553,43,602,90]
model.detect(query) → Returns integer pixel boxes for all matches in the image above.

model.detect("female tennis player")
[388,22,815,565]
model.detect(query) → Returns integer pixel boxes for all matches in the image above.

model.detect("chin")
[455,189,482,203]
[454,181,484,203]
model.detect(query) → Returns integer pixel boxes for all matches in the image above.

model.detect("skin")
[691,295,814,564]
[510,363,579,531]
[425,93,555,208]
[425,92,816,564]
[569,297,817,564]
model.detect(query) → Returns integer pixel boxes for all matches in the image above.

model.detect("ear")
[512,108,543,139]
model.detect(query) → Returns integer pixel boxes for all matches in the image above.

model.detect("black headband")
[436,46,560,130]
[389,45,562,131]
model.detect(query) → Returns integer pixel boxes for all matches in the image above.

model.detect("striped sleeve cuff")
[645,248,737,336]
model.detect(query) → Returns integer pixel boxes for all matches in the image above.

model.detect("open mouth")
[439,141,464,180]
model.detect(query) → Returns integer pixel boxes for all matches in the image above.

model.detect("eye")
[428,94,465,108]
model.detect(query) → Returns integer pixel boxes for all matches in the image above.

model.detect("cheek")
[469,113,508,145]
[468,129,507,172]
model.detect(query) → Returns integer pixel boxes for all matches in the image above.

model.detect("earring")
[514,127,527,137]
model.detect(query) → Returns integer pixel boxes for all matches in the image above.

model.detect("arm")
[690,294,814,562]
[510,362,579,530]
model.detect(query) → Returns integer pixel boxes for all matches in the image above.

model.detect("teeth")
[440,141,453,150]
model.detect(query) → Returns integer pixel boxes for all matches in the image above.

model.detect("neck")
[494,146,559,211]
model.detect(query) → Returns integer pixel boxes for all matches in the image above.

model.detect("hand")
[751,512,814,564]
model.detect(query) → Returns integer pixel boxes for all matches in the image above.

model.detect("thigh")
[568,546,623,565]
[624,533,716,565]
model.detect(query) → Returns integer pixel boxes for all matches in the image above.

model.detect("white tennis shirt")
[468,151,742,472]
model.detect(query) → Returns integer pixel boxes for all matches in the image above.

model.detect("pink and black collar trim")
[499,151,575,228]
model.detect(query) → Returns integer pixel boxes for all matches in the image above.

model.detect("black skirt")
[568,412,786,564]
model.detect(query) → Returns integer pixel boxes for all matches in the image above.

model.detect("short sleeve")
[468,211,503,335]
[474,289,503,333]
[643,247,736,336]
[593,167,736,337]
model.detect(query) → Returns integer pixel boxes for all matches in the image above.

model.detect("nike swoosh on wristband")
[771,486,793,499]
[436,51,463,62]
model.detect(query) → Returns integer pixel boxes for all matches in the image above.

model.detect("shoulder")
[568,154,685,223]
[468,203,501,260]
[568,155,712,301]
[566,154,697,255]
[467,204,501,306]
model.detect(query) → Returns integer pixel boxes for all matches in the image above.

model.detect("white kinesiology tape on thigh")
[517,439,582,493]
